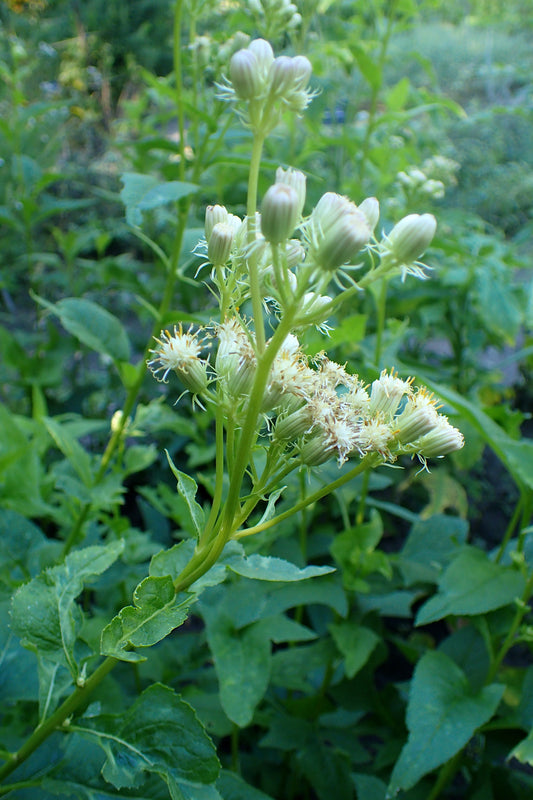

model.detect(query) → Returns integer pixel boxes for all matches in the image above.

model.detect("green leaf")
[0,509,47,584]
[78,683,219,790]
[201,601,271,727]
[120,173,198,226]
[415,547,525,626]
[510,729,533,767]
[329,621,379,678]
[11,541,124,678]
[100,576,193,662]
[216,770,275,800]
[271,639,337,691]
[43,416,94,487]
[385,77,411,111]
[165,452,205,538]
[399,514,469,585]
[351,45,380,91]
[228,554,335,582]
[32,294,131,362]
[415,378,533,490]
[297,740,354,800]
[388,651,504,795]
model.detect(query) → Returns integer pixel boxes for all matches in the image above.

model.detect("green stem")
[0,657,117,786]
[495,491,525,563]
[426,751,462,800]
[246,132,267,353]
[374,277,388,368]
[487,570,533,683]
[235,453,381,539]
[358,2,397,185]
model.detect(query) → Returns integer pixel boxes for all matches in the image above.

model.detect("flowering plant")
[3,6,533,800]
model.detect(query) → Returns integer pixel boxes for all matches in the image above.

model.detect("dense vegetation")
[1,1,532,798]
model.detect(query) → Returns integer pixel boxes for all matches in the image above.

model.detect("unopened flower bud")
[285,239,305,270]
[299,434,335,466]
[359,196,380,232]
[248,39,274,81]
[269,56,296,97]
[261,183,300,244]
[291,56,312,90]
[386,213,437,264]
[208,222,234,265]
[205,204,228,242]
[229,48,262,99]
[314,209,371,271]
[276,166,306,216]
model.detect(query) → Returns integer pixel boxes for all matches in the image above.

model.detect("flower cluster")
[148,322,464,468]
[219,39,314,132]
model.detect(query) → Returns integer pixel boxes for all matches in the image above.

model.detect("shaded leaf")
[33,294,131,362]
[11,541,124,677]
[77,684,219,791]
[416,547,525,626]
[388,651,504,795]
[120,173,197,226]
[330,621,379,678]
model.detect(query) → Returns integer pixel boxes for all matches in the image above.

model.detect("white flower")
[147,325,209,395]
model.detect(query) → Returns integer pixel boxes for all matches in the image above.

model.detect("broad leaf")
[100,576,193,662]
[33,294,131,362]
[76,683,219,791]
[201,600,271,727]
[388,651,504,795]
[228,554,335,582]
[416,547,525,626]
[120,173,198,226]
[11,541,124,678]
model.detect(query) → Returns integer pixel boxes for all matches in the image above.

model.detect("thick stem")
[0,657,117,785]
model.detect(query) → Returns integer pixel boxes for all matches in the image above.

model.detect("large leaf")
[120,173,198,226]
[388,651,504,795]
[398,514,469,586]
[76,683,219,792]
[201,591,271,727]
[11,541,124,678]
[415,547,525,626]
[416,378,533,490]
[33,294,131,362]
[100,576,193,662]
[228,554,335,582]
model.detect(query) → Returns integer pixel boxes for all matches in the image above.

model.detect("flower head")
[147,325,210,396]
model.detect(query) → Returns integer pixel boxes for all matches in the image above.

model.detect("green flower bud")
[276,166,306,216]
[229,48,262,99]
[208,222,235,265]
[248,39,274,82]
[314,209,371,271]
[268,55,296,97]
[358,196,380,232]
[205,204,228,242]
[261,183,300,244]
[386,213,437,264]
